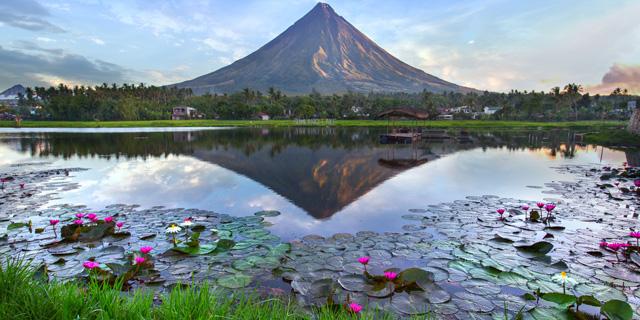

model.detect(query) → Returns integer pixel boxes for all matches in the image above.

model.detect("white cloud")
[90,37,105,45]
[36,37,56,43]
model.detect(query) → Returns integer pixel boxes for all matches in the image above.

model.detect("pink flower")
[536,202,544,208]
[86,213,97,220]
[74,219,83,225]
[104,216,114,223]
[630,232,640,239]
[599,241,608,247]
[384,271,397,281]
[49,219,59,226]
[83,261,99,269]
[75,213,84,218]
[140,246,153,254]
[497,208,505,214]
[521,205,530,211]
[347,303,362,314]
[116,222,124,228]
[544,203,556,212]
[607,243,627,251]
[134,257,145,265]
[358,256,370,265]
[635,180,640,188]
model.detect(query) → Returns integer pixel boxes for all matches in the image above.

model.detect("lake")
[1,126,638,318]
[0,127,628,240]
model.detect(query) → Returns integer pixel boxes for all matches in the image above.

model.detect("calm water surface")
[0,127,630,239]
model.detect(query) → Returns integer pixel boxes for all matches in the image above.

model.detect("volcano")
[174,3,473,95]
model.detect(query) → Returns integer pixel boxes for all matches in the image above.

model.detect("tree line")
[11,82,637,121]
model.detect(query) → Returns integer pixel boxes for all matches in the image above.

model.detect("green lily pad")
[7,222,29,230]
[171,244,216,255]
[254,210,281,217]
[217,274,252,289]
[600,299,633,320]
[541,292,576,309]
[514,241,553,256]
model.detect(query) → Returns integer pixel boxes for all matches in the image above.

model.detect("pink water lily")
[536,202,544,209]
[496,208,506,220]
[384,271,397,281]
[134,256,145,265]
[634,180,640,188]
[49,219,59,226]
[544,204,555,212]
[521,205,530,211]
[73,219,83,225]
[116,222,124,230]
[606,243,627,251]
[75,213,84,218]
[630,232,640,246]
[358,256,370,265]
[83,261,99,269]
[599,241,608,247]
[104,216,114,223]
[347,302,363,314]
[140,246,153,254]
[86,213,97,220]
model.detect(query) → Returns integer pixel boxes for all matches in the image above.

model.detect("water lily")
[166,224,182,247]
[347,302,362,314]
[49,219,60,237]
[536,202,544,209]
[73,219,83,225]
[358,256,370,272]
[83,261,99,269]
[104,216,114,223]
[116,222,124,231]
[86,213,97,220]
[19,183,24,189]
[521,205,530,220]
[544,203,556,220]
[140,246,153,254]
[166,224,182,234]
[630,232,640,246]
[75,213,84,218]
[551,271,577,294]
[384,271,397,281]
[599,241,608,247]
[134,256,145,265]
[635,179,640,188]
[496,208,506,220]
[606,242,629,261]
[180,218,193,228]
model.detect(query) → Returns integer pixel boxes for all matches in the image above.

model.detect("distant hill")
[173,2,475,95]
[0,84,25,100]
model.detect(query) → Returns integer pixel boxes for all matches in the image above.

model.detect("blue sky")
[1,0,639,93]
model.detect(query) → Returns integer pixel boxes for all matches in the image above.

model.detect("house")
[257,112,270,120]
[172,106,203,120]
[483,106,502,115]
[436,114,454,120]
[451,106,473,114]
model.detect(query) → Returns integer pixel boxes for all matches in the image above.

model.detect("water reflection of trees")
[6,128,603,160]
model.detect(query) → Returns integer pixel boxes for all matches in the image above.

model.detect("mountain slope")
[0,84,25,100]
[174,2,474,95]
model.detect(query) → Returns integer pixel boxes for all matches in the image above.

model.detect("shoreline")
[0,119,627,129]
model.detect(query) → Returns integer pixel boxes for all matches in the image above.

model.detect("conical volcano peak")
[174,2,475,94]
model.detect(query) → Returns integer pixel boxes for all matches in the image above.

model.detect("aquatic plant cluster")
[1,161,640,318]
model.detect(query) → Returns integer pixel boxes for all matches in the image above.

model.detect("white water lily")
[165,224,182,234]
[179,219,193,227]
[551,271,577,286]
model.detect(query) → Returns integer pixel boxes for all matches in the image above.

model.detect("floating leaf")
[171,244,216,255]
[514,241,553,255]
[600,299,633,320]
[541,292,576,309]
[217,274,252,289]
[254,210,280,217]
[7,222,29,230]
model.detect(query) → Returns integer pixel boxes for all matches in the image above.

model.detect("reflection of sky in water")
[0,131,629,240]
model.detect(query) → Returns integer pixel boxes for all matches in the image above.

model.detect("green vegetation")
[585,129,640,148]
[0,258,410,320]
[8,83,637,121]
[0,119,627,129]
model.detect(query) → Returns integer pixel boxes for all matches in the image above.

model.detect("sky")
[0,0,639,94]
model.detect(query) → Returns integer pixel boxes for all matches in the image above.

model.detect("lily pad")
[217,274,252,289]
[171,244,216,255]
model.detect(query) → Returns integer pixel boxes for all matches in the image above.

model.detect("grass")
[0,258,425,320]
[0,119,627,129]
[584,129,640,148]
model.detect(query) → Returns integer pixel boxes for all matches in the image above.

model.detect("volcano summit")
[174,3,474,94]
